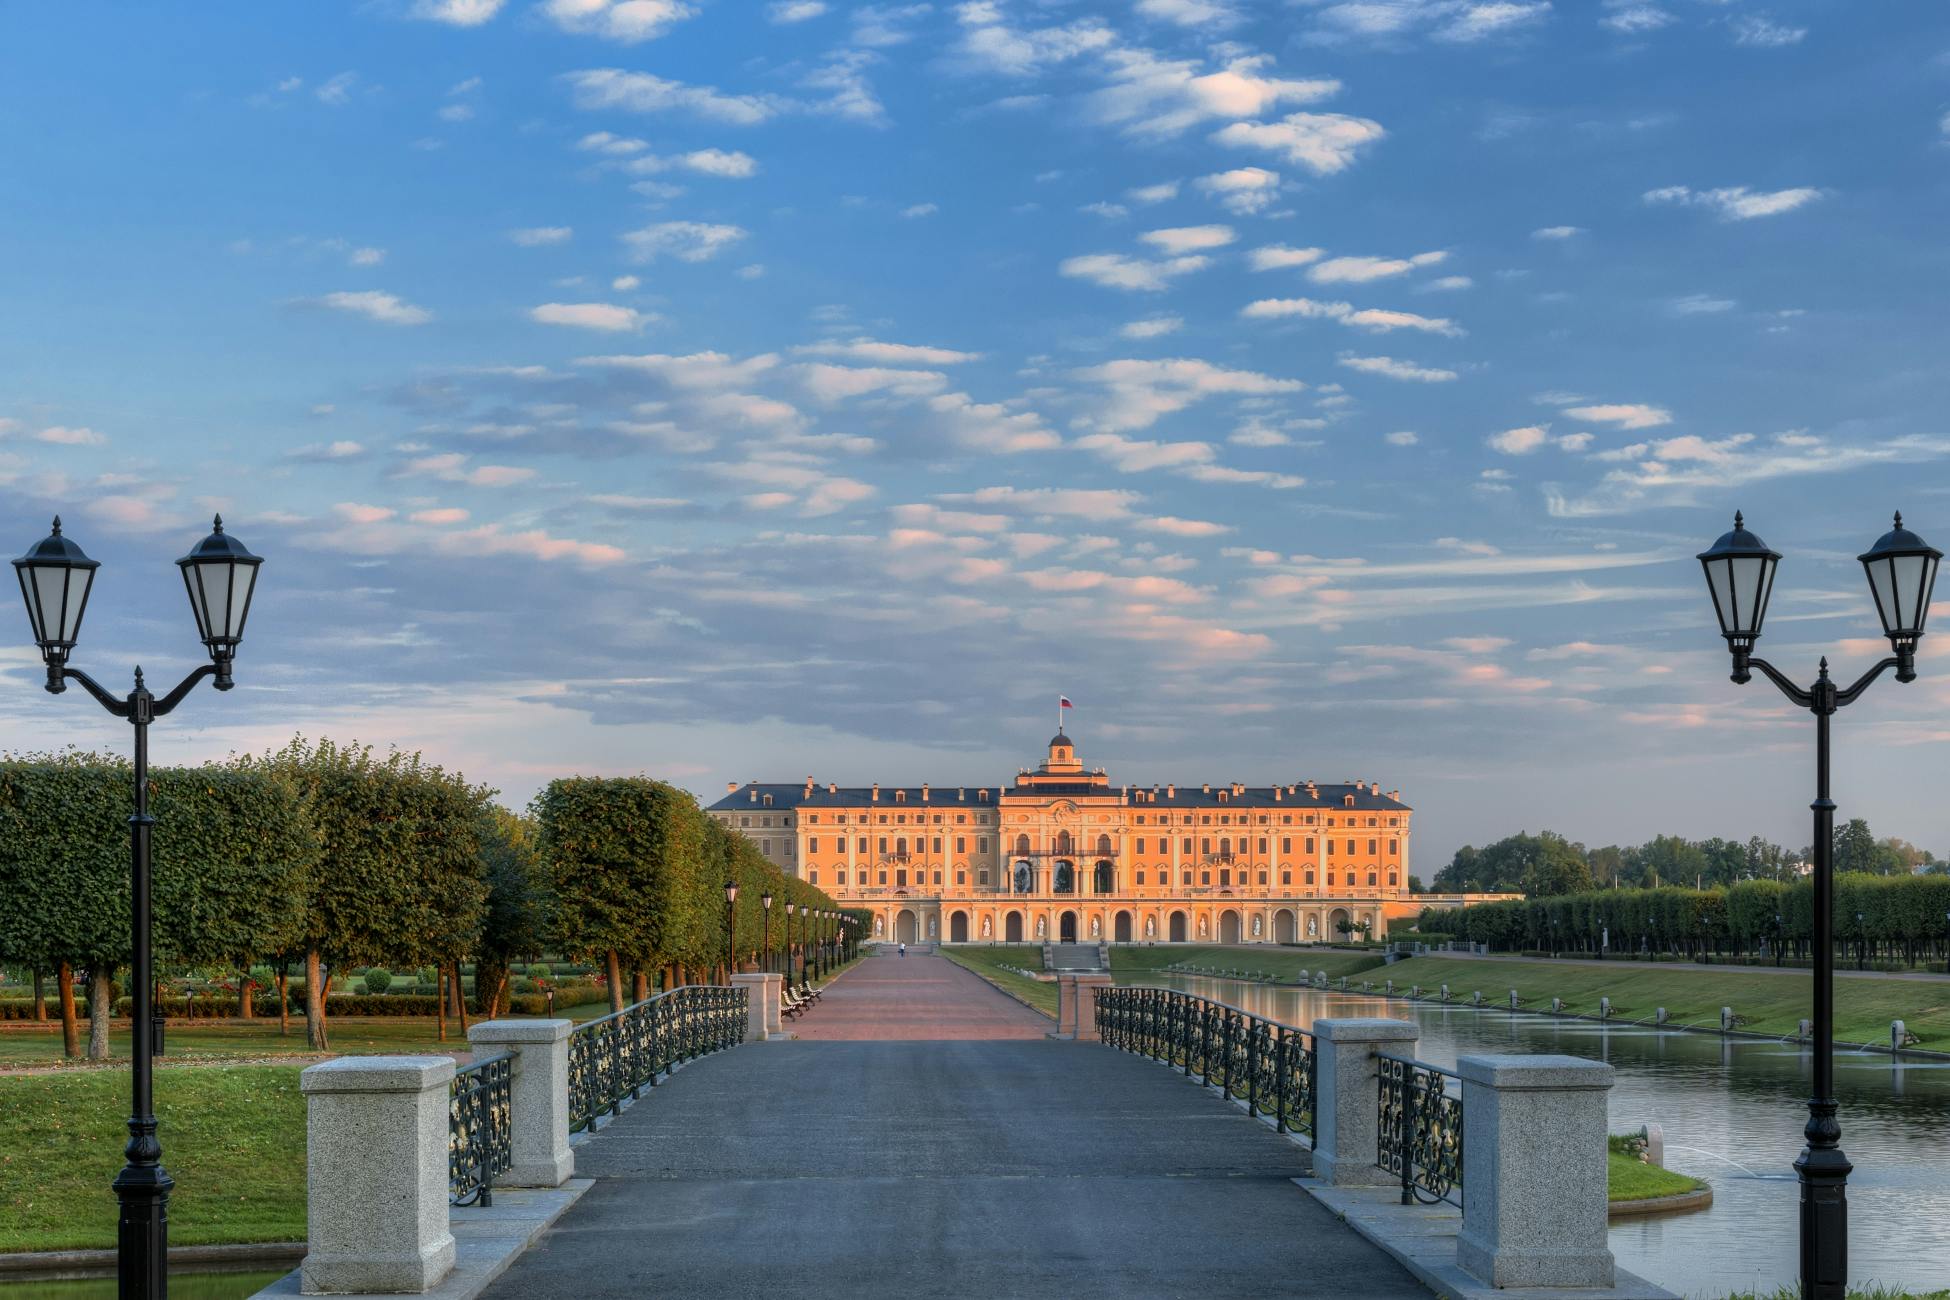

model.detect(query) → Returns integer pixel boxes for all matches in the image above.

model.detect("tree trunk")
[31,968,45,1022]
[88,967,112,1061]
[57,962,80,1057]
[489,971,509,1019]
[606,950,625,1013]
[436,966,447,1042]
[452,962,469,1034]
[632,970,648,1003]
[276,965,289,1036]
[305,950,329,1052]
[238,965,255,1021]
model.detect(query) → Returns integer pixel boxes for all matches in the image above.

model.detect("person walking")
[898,941,906,958]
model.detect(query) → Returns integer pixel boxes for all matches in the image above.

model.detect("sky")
[0,0,1947,874]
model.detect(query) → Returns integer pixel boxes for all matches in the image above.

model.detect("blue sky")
[1,0,1946,872]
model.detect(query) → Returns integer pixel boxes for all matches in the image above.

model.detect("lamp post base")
[1795,1109,1851,1300]
[113,1163,173,1300]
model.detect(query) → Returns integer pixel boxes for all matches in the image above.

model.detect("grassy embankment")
[1606,1150,1701,1202]
[1719,1290,1949,1300]
[939,946,1056,1016]
[0,1064,305,1252]
[1384,956,1950,1046]
[1110,946,1387,982]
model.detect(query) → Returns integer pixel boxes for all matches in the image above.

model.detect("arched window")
[1094,861,1113,893]
[1014,862,1034,894]
[1016,833,1031,856]
[1055,830,1073,855]
[1054,862,1075,893]
[1097,833,1113,856]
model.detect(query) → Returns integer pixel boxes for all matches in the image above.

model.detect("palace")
[707,728,1428,948]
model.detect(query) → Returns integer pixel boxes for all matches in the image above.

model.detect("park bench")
[780,985,809,1019]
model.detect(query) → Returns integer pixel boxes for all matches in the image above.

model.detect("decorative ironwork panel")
[568,983,751,1133]
[1092,986,1315,1139]
[450,1052,512,1207]
[1376,1054,1463,1207]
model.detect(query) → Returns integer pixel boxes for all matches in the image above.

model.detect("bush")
[527,963,552,978]
[362,969,394,995]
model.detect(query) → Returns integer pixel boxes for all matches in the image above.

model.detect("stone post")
[466,1018,574,1188]
[1455,1054,1616,1289]
[731,972,782,1039]
[299,1056,456,1294]
[1310,1018,1420,1187]
[1050,973,1113,1040]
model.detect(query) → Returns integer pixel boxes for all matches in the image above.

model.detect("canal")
[1144,973,1950,1299]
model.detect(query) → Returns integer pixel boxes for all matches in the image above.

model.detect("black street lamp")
[1776,913,1786,969]
[784,901,796,985]
[15,515,262,1300]
[1700,510,1940,1300]
[1856,912,1866,973]
[761,891,774,975]
[723,880,738,974]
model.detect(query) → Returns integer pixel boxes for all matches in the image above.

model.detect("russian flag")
[1060,697,1073,709]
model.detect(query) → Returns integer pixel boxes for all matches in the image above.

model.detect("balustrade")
[1094,985,1315,1138]
[448,1052,513,1206]
[1375,1053,1463,1207]
[566,984,748,1132]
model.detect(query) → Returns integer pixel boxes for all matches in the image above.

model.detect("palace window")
[1201,871,1211,885]
[934,815,944,824]
[1346,839,1356,855]
[880,871,889,884]
[897,869,907,887]
[1258,871,1268,886]
[1388,873,1398,886]
[1305,837,1315,854]
[808,814,819,824]
[1346,872,1356,886]
[1281,870,1291,885]
[956,836,966,853]
[1182,871,1193,886]
[896,814,906,824]
[1201,815,1212,825]
[856,837,867,854]
[1281,837,1291,854]
[1389,839,1399,855]
[979,837,989,852]
[1182,838,1192,854]
[1306,814,1316,825]
[761,839,771,853]
[1136,869,1146,884]
[1368,872,1377,887]
[1369,839,1378,855]
[1369,817,1378,827]
[896,837,907,856]
[809,837,819,852]
[1135,837,1145,854]
[979,869,990,884]
[956,814,966,824]
[957,871,966,884]
[809,870,818,884]
[1389,817,1399,827]
[740,817,750,827]
[838,870,847,885]
[934,837,943,853]
[1219,868,1230,887]
[1304,871,1315,885]
[880,837,889,853]
[1258,837,1268,854]
[934,871,943,885]
[1201,837,1211,854]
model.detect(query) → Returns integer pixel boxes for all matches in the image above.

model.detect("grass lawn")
[1111,945,1387,982]
[1385,956,1950,1047]
[1718,1290,1950,1300]
[1606,1150,1703,1202]
[939,948,1057,1017]
[0,1063,306,1251]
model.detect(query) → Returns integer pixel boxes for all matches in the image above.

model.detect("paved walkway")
[788,950,1052,1040]
[484,955,1428,1299]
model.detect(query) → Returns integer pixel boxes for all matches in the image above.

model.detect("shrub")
[362,968,394,995]
[527,963,552,978]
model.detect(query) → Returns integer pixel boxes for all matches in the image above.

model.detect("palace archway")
[1059,910,1078,943]
[950,911,969,943]
[1114,910,1133,942]
[1005,911,1024,943]
[1169,910,1188,943]
[1219,909,1241,945]
[1329,907,1351,938]
[1273,908,1296,945]
[896,910,918,945]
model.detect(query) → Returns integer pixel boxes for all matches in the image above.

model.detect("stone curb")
[0,1241,305,1282]
[1607,1184,1713,1218]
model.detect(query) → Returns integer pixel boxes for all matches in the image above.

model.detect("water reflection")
[1139,974,1950,1298]
[0,1271,285,1299]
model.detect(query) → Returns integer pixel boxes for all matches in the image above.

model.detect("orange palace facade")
[707,729,1423,948]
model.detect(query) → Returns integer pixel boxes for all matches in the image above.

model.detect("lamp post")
[1776,913,1786,969]
[784,901,796,986]
[723,881,739,976]
[1856,912,1866,973]
[761,891,774,975]
[14,515,262,1300]
[1699,510,1940,1300]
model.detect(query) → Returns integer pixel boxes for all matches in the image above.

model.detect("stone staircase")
[1043,942,1109,971]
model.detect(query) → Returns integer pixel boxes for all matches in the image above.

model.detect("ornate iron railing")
[1094,985,1316,1138]
[449,1051,512,1207]
[1376,1053,1463,1207]
[568,983,748,1133]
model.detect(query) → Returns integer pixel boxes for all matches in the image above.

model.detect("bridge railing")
[448,1051,513,1206]
[1096,985,1316,1138]
[1375,1052,1463,1208]
[568,984,748,1132]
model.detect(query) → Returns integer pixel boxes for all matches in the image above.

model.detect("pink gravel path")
[788,952,1052,1040]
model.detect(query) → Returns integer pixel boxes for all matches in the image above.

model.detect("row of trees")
[1432,821,1943,898]
[0,742,851,1057]
[1421,873,1950,966]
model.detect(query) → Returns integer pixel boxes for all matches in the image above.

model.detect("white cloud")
[315,290,431,325]
[1073,432,1215,473]
[349,246,385,266]
[1561,403,1670,429]
[1384,430,1419,446]
[1731,14,1805,46]
[1600,6,1671,34]
[1140,514,1232,536]
[1081,201,1129,219]
[1669,293,1736,315]
[1337,353,1457,383]
[1059,251,1210,291]
[612,275,640,291]
[1241,297,1461,336]
[400,452,539,488]
[1139,224,1235,255]
[1120,316,1183,339]
[626,148,760,178]
[290,440,366,462]
[1070,357,1304,431]
[925,392,1062,453]
[1195,167,1281,214]
[1421,275,1473,291]
[953,2,1116,77]
[542,0,695,42]
[1136,0,1240,27]
[1644,184,1825,220]
[531,302,648,331]
[1248,244,1324,271]
[575,131,648,155]
[509,226,574,246]
[1090,50,1341,138]
[1309,251,1446,284]
[438,104,475,123]
[37,425,106,446]
[792,363,949,403]
[623,221,748,261]
[1212,112,1385,174]
[798,338,983,364]
[1127,181,1180,204]
[410,0,506,24]
[1486,424,1557,454]
[563,69,779,125]
[769,0,826,19]
[1531,224,1581,239]
[315,72,359,106]
[900,202,939,218]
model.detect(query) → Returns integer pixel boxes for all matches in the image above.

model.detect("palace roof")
[708,781,1410,813]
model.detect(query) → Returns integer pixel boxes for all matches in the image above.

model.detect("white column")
[465,1018,574,1188]
[299,1056,456,1294]
[1455,1054,1616,1288]
[730,972,781,1039]
[1310,1017,1420,1188]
